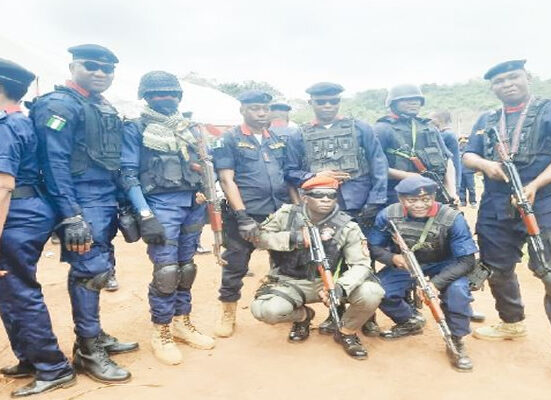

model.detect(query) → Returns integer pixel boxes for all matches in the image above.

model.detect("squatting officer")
[463,60,551,340]
[121,71,214,366]
[31,44,137,383]
[212,90,291,338]
[369,176,477,371]
[0,59,75,397]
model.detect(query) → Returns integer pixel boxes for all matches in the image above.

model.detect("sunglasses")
[79,61,115,74]
[313,98,341,106]
[305,190,338,200]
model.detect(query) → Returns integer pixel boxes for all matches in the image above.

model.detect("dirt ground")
[2,204,551,400]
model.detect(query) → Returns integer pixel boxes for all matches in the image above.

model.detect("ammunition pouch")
[74,270,111,292]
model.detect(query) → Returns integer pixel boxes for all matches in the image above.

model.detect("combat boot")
[173,315,215,350]
[334,331,368,360]
[447,335,473,372]
[288,306,315,343]
[151,323,182,365]
[105,270,119,292]
[1,361,36,378]
[214,301,237,338]
[318,304,345,335]
[380,316,425,339]
[361,315,381,337]
[473,321,527,340]
[73,336,131,383]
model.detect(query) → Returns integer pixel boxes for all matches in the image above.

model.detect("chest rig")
[387,203,459,264]
[302,119,369,179]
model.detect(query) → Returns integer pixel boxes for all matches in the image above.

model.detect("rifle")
[487,127,551,278]
[388,220,460,359]
[193,126,226,266]
[306,221,342,329]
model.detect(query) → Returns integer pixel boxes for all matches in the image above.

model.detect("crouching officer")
[121,71,214,366]
[0,59,76,397]
[369,176,477,371]
[30,44,137,383]
[251,176,385,359]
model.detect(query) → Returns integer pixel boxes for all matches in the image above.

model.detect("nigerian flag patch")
[46,115,66,131]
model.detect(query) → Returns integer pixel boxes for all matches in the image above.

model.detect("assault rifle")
[193,126,226,266]
[487,127,551,278]
[388,220,460,359]
[306,221,343,329]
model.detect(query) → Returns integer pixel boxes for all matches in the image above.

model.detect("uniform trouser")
[250,275,385,332]
[377,260,473,337]
[0,197,73,380]
[477,213,551,324]
[61,205,118,338]
[147,199,205,324]
[218,213,268,302]
[459,172,476,204]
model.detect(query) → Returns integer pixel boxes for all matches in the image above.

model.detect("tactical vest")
[271,205,352,280]
[302,119,369,179]
[134,119,203,195]
[55,87,122,175]
[482,98,551,165]
[387,203,459,264]
[380,116,447,178]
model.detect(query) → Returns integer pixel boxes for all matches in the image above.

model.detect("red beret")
[301,176,339,190]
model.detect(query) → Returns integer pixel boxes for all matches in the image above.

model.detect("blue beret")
[237,90,272,104]
[305,82,344,96]
[0,58,35,88]
[395,176,438,196]
[68,44,119,64]
[269,102,291,111]
[484,59,526,80]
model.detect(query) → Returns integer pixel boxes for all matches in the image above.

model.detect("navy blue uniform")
[31,82,120,338]
[369,204,477,337]
[441,129,461,194]
[285,119,388,213]
[0,107,73,381]
[459,140,476,205]
[213,124,289,302]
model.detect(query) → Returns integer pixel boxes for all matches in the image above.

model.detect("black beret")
[68,44,119,64]
[269,102,291,111]
[484,59,526,80]
[237,90,272,104]
[0,58,35,88]
[395,176,438,196]
[305,82,344,96]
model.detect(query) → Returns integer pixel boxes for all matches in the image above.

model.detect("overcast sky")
[3,0,550,98]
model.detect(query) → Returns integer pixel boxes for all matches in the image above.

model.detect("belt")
[11,185,38,199]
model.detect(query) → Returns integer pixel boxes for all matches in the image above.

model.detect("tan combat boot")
[473,321,527,341]
[214,302,237,338]
[151,323,182,365]
[173,315,215,350]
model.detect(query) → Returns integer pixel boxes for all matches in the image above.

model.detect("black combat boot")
[380,316,425,339]
[1,361,36,378]
[470,310,486,323]
[361,314,381,337]
[11,372,76,397]
[73,336,131,383]
[447,335,473,372]
[318,304,345,335]
[104,270,119,292]
[98,330,139,354]
[334,331,368,360]
[288,306,315,343]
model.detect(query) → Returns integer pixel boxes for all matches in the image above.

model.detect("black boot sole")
[379,329,423,340]
[104,345,140,355]
[11,376,77,398]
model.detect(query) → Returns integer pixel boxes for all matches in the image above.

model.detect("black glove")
[356,204,381,228]
[290,228,309,249]
[235,210,259,242]
[62,215,93,253]
[333,283,346,305]
[139,214,166,245]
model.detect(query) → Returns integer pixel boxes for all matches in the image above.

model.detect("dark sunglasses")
[313,98,341,106]
[305,190,338,200]
[79,61,115,74]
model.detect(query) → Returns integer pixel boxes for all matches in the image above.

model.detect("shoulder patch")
[45,115,67,131]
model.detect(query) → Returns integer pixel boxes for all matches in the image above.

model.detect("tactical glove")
[139,214,167,245]
[62,215,93,254]
[289,227,310,250]
[235,210,259,242]
[356,204,381,228]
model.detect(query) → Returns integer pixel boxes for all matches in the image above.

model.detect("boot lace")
[182,316,198,333]
[159,324,175,345]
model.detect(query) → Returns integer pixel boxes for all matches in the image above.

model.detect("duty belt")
[11,185,38,199]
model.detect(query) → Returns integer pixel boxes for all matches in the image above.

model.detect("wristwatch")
[140,210,153,219]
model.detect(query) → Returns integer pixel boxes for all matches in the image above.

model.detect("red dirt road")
[1,206,551,400]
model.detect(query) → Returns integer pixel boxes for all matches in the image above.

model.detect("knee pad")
[178,261,197,290]
[74,270,111,292]
[152,263,180,295]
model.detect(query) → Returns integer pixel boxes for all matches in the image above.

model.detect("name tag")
[268,142,285,150]
[237,142,256,150]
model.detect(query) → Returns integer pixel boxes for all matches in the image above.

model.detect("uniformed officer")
[212,90,291,337]
[30,44,137,383]
[251,176,385,359]
[121,71,214,365]
[374,84,456,205]
[268,102,297,143]
[369,176,477,371]
[463,59,551,339]
[0,59,76,397]
[458,135,477,207]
